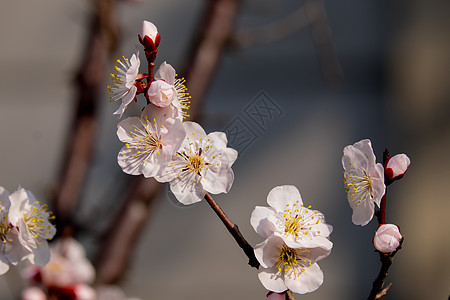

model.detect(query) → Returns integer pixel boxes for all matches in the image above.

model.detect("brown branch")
[204,192,259,269]
[286,290,296,300]
[53,0,118,226]
[366,238,404,300]
[94,177,162,284]
[375,283,392,299]
[94,0,242,284]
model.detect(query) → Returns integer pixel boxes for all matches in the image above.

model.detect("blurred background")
[0,0,449,299]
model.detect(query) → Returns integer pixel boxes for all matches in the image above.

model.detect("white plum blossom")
[147,62,191,119]
[8,188,56,267]
[342,139,385,226]
[251,185,333,251]
[40,237,95,287]
[386,153,410,182]
[373,224,402,253]
[255,235,331,294]
[0,187,30,275]
[108,50,141,118]
[22,237,98,300]
[117,104,185,178]
[155,121,237,205]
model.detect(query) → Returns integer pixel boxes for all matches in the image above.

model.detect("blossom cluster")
[251,185,333,295]
[110,21,237,205]
[0,186,56,275]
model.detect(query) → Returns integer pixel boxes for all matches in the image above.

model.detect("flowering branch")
[368,148,408,299]
[204,192,259,269]
[95,1,241,283]
[343,140,409,300]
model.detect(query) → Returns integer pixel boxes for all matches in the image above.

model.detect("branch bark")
[366,240,402,300]
[204,192,259,269]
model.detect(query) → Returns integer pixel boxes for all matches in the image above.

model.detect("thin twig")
[304,0,343,87]
[375,282,392,299]
[366,239,404,300]
[204,192,259,269]
[368,148,403,299]
[377,192,387,225]
[286,290,296,300]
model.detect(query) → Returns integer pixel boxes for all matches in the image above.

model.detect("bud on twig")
[373,224,402,253]
[138,20,160,62]
[385,154,410,182]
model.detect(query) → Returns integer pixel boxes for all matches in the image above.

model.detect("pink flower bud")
[385,153,410,181]
[138,21,160,52]
[146,80,177,107]
[373,224,402,253]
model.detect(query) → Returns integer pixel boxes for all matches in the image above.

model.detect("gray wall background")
[0,0,449,299]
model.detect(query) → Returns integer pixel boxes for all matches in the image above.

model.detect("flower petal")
[267,185,303,213]
[113,85,137,118]
[254,236,283,268]
[351,197,375,226]
[117,147,146,175]
[258,265,288,293]
[155,61,176,85]
[284,262,323,294]
[250,206,277,238]
[169,175,206,205]
[202,166,234,195]
[27,239,50,267]
[182,121,207,139]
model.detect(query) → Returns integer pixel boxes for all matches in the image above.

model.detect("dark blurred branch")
[53,0,118,226]
[94,177,162,284]
[94,0,241,284]
[230,6,310,49]
[231,1,343,88]
[183,0,241,120]
[305,0,343,87]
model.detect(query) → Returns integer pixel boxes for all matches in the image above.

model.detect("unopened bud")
[385,153,410,182]
[373,224,402,253]
[146,80,177,107]
[138,21,160,61]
